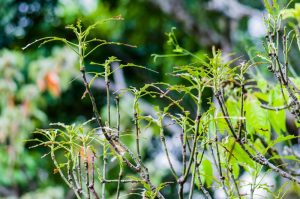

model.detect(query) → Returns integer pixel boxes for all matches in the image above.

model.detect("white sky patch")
[78,0,98,14]
[239,172,275,198]
[248,15,267,38]
[214,172,275,199]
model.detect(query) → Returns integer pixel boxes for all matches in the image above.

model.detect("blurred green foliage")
[0,47,77,197]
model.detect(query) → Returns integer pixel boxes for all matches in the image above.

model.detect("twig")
[183,113,201,182]
[134,111,141,160]
[102,179,140,183]
[209,141,228,197]
[178,124,187,199]
[89,154,100,199]
[116,160,123,199]
[115,96,120,139]
[159,118,178,180]
[260,103,292,111]
[102,142,107,199]
[188,147,198,199]
[195,148,212,199]
[78,153,83,194]
[229,167,241,199]
[84,150,91,199]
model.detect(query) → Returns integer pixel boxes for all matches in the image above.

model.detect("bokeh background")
[0,0,299,198]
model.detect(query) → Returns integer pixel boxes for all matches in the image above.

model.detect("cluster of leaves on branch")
[27,1,300,199]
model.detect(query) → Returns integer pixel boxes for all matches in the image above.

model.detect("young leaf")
[199,158,213,187]
[267,87,286,135]
[245,94,271,140]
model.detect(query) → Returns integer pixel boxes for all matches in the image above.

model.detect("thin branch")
[84,152,90,199]
[209,141,228,197]
[116,160,123,199]
[134,111,141,160]
[89,154,100,199]
[157,117,178,180]
[229,166,241,199]
[102,142,107,199]
[196,148,212,199]
[188,146,198,199]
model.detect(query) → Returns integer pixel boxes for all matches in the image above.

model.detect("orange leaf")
[45,71,60,97]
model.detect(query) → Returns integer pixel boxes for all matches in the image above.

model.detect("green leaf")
[245,94,270,140]
[231,162,240,179]
[224,137,255,169]
[225,96,240,127]
[269,155,300,162]
[254,138,266,154]
[281,3,300,23]
[263,0,273,14]
[267,87,286,135]
[265,135,296,152]
[256,77,268,93]
[199,158,213,187]
[215,111,230,135]
[254,92,269,102]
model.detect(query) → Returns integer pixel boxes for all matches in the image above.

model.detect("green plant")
[25,1,300,199]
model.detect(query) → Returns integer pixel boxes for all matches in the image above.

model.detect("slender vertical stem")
[106,79,111,126]
[102,142,107,199]
[178,123,187,199]
[78,153,83,194]
[67,161,73,187]
[84,148,91,199]
[68,160,82,197]
[116,161,123,199]
[229,167,241,199]
[188,149,197,199]
[215,138,225,188]
[72,164,82,195]
[179,87,202,198]
[134,111,141,160]
[196,166,212,199]
[238,83,244,139]
[183,113,201,182]
[102,64,110,199]
[181,86,203,191]
[282,28,288,82]
[209,142,228,197]
[196,147,212,199]
[178,183,184,199]
[89,154,100,199]
[159,118,178,180]
[115,96,120,139]
[181,127,187,174]
[250,168,259,199]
